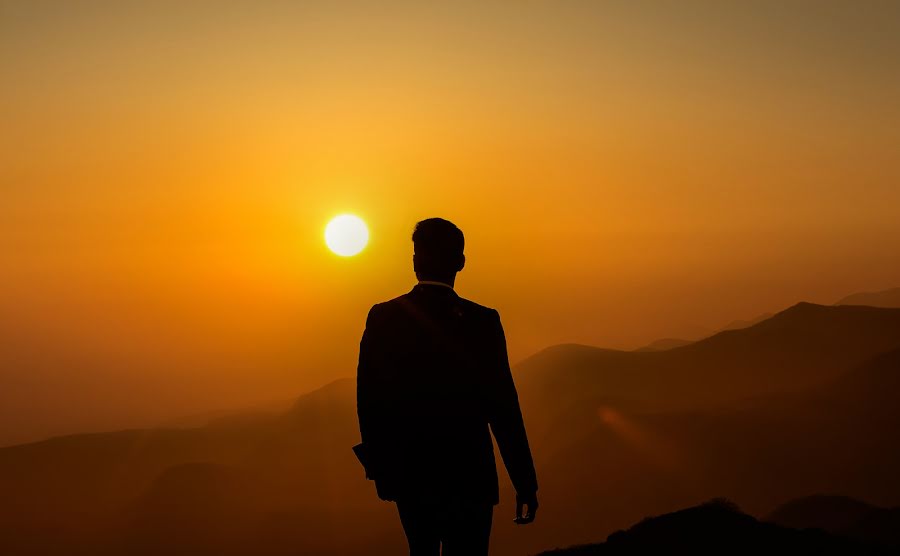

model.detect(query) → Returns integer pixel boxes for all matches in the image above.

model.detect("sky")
[2,1,900,445]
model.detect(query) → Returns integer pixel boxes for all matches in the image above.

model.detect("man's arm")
[486,309,539,523]
[357,305,385,456]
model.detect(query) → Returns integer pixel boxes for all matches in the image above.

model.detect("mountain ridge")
[836,287,900,308]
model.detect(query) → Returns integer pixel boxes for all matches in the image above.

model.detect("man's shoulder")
[455,295,499,319]
[368,292,499,320]
[368,292,412,312]
[365,293,411,322]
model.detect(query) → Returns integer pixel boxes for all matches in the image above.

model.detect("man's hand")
[514,491,538,525]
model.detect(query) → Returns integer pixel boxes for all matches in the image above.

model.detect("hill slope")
[515,303,900,431]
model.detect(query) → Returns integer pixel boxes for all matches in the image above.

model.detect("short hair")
[412,218,464,276]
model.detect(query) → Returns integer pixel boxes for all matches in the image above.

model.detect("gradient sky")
[2,1,900,445]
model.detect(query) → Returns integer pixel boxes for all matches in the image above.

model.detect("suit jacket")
[356,283,538,505]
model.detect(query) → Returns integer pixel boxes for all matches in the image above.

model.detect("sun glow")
[324,214,369,257]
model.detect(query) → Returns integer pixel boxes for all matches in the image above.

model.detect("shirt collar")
[417,280,454,290]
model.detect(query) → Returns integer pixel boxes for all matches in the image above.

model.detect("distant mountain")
[2,303,900,555]
[501,310,900,553]
[529,346,900,552]
[159,398,295,429]
[767,495,900,548]
[0,379,404,556]
[516,303,900,416]
[538,499,889,555]
[836,287,900,308]
[718,312,774,331]
[634,312,773,353]
[634,337,693,352]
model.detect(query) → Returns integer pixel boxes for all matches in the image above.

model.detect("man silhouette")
[356,218,538,556]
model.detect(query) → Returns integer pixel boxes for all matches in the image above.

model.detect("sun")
[324,214,369,257]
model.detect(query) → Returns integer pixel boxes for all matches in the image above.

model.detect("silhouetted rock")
[539,499,888,555]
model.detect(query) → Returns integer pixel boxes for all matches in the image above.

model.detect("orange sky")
[2,1,900,445]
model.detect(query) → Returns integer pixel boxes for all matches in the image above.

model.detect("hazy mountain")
[2,303,900,555]
[159,398,297,429]
[538,499,889,555]
[836,287,900,308]
[718,312,774,331]
[634,312,773,353]
[0,378,405,556]
[634,337,694,352]
[634,311,772,352]
[498,343,900,553]
[515,303,900,418]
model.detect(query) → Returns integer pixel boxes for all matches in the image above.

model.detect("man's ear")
[457,254,466,272]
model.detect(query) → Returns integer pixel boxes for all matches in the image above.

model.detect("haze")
[2,1,900,446]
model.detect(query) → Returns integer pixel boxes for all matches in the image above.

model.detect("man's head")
[412,218,465,283]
